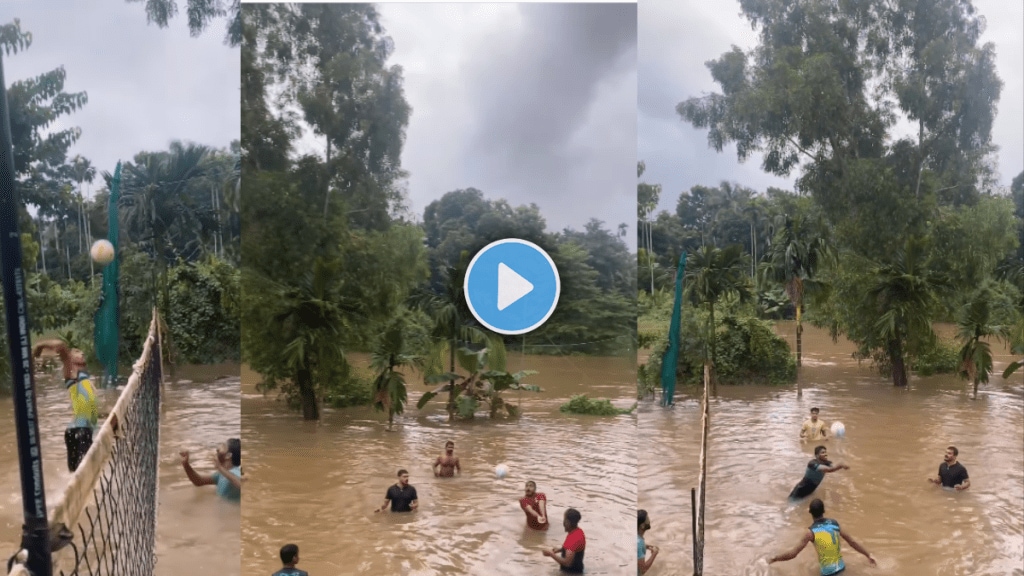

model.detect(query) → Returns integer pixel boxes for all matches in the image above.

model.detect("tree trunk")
[39,219,47,275]
[796,302,803,367]
[889,338,908,387]
[972,377,978,398]
[323,137,332,219]
[297,365,319,420]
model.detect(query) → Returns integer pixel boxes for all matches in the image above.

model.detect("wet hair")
[947,446,958,457]
[397,469,408,477]
[227,438,241,467]
[810,407,819,414]
[445,441,454,448]
[638,510,648,528]
[280,544,299,564]
[814,445,827,456]
[809,499,825,519]
[564,508,581,529]
[526,480,536,489]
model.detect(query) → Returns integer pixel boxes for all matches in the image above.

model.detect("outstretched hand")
[179,450,190,465]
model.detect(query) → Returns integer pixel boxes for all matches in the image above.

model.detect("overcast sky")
[293,3,638,249]
[3,3,239,198]
[639,0,1024,215]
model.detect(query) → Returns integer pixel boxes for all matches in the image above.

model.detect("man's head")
[397,469,409,486]
[809,499,825,520]
[70,349,87,371]
[944,446,958,464]
[563,508,581,532]
[445,441,454,454]
[810,407,820,421]
[525,480,537,497]
[638,509,650,533]
[814,445,828,461]
[280,543,299,566]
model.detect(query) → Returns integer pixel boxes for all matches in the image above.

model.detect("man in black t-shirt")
[375,469,419,512]
[928,446,970,491]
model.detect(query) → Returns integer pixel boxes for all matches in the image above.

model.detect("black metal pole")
[691,487,697,575]
[0,54,52,576]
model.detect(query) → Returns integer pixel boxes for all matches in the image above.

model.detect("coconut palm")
[955,285,1008,398]
[759,214,833,366]
[684,244,752,394]
[371,319,423,429]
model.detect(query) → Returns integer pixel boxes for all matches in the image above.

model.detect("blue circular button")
[464,239,560,335]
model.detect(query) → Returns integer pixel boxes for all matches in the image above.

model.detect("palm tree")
[759,215,833,366]
[866,240,947,387]
[684,244,752,394]
[371,319,423,429]
[275,258,352,420]
[955,286,1008,398]
[413,251,506,421]
[995,252,1024,380]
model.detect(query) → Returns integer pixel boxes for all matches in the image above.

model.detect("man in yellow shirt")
[800,407,829,442]
[33,340,98,472]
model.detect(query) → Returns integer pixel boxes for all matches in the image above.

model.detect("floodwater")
[638,322,1024,576]
[0,362,240,576]
[241,354,637,575]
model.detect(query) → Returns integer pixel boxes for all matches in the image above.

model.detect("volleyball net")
[8,309,163,576]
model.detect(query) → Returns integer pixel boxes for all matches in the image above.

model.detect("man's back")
[809,518,845,576]
[272,568,308,576]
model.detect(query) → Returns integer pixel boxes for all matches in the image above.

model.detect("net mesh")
[9,310,162,576]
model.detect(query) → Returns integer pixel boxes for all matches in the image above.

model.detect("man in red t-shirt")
[543,508,585,573]
[519,480,548,530]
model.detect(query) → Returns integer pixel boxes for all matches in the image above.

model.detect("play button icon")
[464,239,560,335]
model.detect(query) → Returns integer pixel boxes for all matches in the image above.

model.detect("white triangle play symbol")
[497,262,534,311]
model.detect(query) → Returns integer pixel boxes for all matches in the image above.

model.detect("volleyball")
[495,464,509,479]
[90,240,115,265]
[831,421,846,438]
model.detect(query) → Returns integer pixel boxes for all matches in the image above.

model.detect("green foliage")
[418,347,540,419]
[559,394,635,416]
[165,257,240,363]
[129,0,241,46]
[911,338,960,376]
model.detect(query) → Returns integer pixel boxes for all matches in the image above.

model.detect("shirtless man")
[433,440,461,477]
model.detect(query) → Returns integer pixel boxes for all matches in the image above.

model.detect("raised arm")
[769,531,812,563]
[34,339,74,380]
[639,545,659,574]
[840,530,876,565]
[180,451,216,486]
[212,453,243,490]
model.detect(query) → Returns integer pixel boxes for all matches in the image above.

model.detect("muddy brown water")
[0,363,240,576]
[639,322,1023,575]
[241,354,637,575]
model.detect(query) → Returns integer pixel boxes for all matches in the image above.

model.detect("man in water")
[542,508,585,573]
[928,446,970,491]
[375,469,418,513]
[800,407,829,442]
[272,544,308,576]
[789,446,849,500]
[180,438,243,501]
[769,498,875,574]
[637,509,659,575]
[33,340,98,472]
[519,480,548,530]
[432,440,461,477]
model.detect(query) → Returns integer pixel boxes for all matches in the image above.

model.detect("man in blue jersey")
[33,340,98,472]
[769,499,875,575]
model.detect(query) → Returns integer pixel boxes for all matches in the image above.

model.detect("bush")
[911,338,960,376]
[559,394,636,415]
[165,257,240,364]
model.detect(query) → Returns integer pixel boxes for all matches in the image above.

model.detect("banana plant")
[417,346,540,419]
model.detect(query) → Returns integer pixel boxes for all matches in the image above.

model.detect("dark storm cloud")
[639,0,1023,214]
[378,3,637,249]
[4,3,238,190]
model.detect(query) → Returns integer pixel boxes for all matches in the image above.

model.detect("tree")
[371,319,422,429]
[955,284,1007,397]
[684,244,752,393]
[759,214,832,366]
[637,161,661,293]
[128,0,241,46]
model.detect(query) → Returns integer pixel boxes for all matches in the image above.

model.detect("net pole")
[0,55,53,576]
